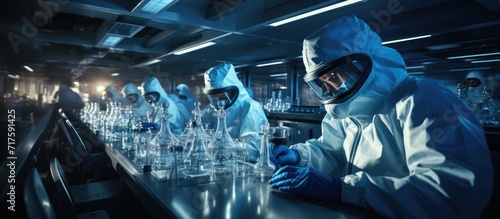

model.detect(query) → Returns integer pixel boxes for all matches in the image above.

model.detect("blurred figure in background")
[53,77,84,121]
[176,83,198,114]
[201,63,268,162]
[463,71,499,123]
[121,83,153,119]
[103,85,128,105]
[141,77,189,136]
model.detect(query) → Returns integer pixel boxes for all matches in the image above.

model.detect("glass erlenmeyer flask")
[207,101,237,175]
[254,123,276,179]
[183,117,212,176]
[150,102,179,173]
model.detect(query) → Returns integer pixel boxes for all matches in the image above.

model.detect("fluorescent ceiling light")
[100,35,124,47]
[408,72,424,75]
[270,73,288,77]
[7,74,20,79]
[142,59,162,66]
[256,61,283,67]
[269,0,364,27]
[134,0,176,14]
[406,65,424,70]
[448,67,491,72]
[23,65,33,72]
[471,58,500,64]
[447,52,500,60]
[173,42,216,55]
[111,73,120,76]
[382,35,431,45]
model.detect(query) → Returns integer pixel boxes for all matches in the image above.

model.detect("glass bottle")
[207,100,236,175]
[183,114,212,177]
[254,123,276,179]
[150,102,179,172]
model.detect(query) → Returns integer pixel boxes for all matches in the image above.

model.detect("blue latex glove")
[269,166,341,202]
[271,145,300,169]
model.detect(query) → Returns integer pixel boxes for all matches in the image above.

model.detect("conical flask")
[183,117,212,176]
[150,102,179,171]
[207,101,236,175]
[254,123,276,178]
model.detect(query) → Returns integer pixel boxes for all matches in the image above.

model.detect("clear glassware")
[150,102,179,171]
[183,116,212,177]
[254,123,276,179]
[207,101,237,175]
[121,106,135,150]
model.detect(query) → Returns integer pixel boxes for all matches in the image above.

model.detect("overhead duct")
[96,21,145,47]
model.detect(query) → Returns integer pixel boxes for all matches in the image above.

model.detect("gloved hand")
[269,166,341,202]
[271,145,300,169]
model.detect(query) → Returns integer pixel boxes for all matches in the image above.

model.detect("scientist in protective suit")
[103,85,128,105]
[141,77,189,136]
[201,63,268,162]
[269,15,493,219]
[121,83,153,119]
[176,83,198,114]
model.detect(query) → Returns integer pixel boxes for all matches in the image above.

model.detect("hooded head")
[176,83,192,100]
[302,15,407,119]
[141,77,169,104]
[465,71,486,92]
[104,85,122,102]
[203,63,249,109]
[122,83,145,107]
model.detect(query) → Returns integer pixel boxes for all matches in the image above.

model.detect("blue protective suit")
[176,83,198,114]
[201,63,268,162]
[141,77,189,136]
[104,85,128,105]
[293,15,493,218]
[121,83,153,119]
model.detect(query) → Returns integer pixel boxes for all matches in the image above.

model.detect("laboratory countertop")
[101,143,384,219]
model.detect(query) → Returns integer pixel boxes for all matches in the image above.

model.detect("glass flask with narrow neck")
[150,102,179,170]
[254,123,276,178]
[207,100,237,175]
[183,117,212,176]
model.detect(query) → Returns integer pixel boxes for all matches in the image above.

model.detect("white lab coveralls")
[121,83,153,119]
[141,77,187,136]
[201,63,268,162]
[104,85,128,105]
[176,83,198,114]
[295,15,493,218]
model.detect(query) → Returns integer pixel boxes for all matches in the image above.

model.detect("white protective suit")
[176,83,198,114]
[201,63,268,162]
[464,71,487,104]
[294,15,493,218]
[104,85,128,105]
[141,77,188,136]
[121,83,153,119]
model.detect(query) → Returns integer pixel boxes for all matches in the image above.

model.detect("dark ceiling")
[1,0,500,85]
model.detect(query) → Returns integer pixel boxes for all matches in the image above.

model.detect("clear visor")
[126,94,139,104]
[307,59,368,103]
[143,92,160,104]
[206,86,239,109]
[465,78,481,87]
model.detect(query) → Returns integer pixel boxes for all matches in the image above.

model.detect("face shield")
[143,92,160,104]
[204,86,239,109]
[304,54,371,104]
[126,94,139,104]
[465,78,481,87]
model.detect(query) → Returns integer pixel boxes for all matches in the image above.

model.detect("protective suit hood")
[141,77,169,101]
[176,84,194,98]
[302,15,408,119]
[105,85,126,104]
[203,63,250,107]
[122,83,146,107]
